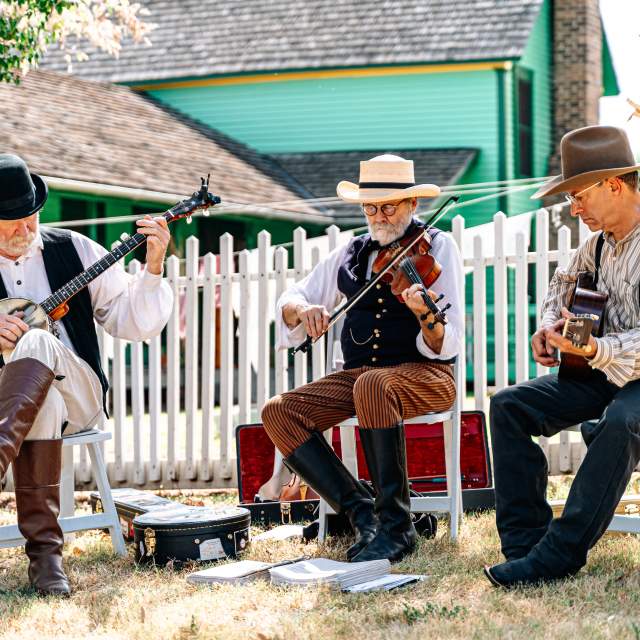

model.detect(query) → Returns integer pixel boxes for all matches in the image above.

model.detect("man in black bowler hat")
[0,154,173,595]
[485,126,640,588]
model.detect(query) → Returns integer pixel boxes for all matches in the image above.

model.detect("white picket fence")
[72,207,588,489]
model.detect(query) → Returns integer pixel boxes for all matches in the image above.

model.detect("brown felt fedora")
[532,125,640,199]
[337,154,440,204]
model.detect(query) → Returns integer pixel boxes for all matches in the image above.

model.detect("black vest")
[0,228,108,409]
[337,220,453,370]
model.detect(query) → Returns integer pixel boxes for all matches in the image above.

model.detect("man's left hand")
[136,215,170,275]
[401,283,439,320]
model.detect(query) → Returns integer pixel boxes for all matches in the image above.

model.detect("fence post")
[219,233,235,479]
[493,212,508,392]
[184,236,200,481]
[148,330,162,483]
[128,259,145,486]
[165,255,180,482]
[535,208,550,459]
[473,235,487,411]
[515,232,529,383]
[238,250,252,425]
[293,228,308,388]
[557,225,575,473]
[199,252,217,482]
[274,247,289,395]
[451,215,466,405]
[257,231,273,412]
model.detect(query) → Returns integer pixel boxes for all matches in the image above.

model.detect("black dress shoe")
[351,527,417,563]
[484,557,576,588]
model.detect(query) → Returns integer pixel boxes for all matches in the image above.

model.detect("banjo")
[0,177,220,358]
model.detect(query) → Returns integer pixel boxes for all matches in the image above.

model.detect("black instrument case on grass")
[133,505,251,566]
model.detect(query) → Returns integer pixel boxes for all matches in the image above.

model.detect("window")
[517,73,533,178]
[60,197,92,238]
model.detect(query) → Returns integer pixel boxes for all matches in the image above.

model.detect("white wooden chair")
[318,324,464,543]
[0,429,126,556]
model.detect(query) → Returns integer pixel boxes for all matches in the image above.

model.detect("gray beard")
[368,216,412,246]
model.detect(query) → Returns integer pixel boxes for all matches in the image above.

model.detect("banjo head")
[0,298,49,332]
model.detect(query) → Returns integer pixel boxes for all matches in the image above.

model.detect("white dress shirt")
[276,228,464,361]
[0,229,173,352]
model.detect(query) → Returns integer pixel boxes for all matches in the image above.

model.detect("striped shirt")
[541,223,640,387]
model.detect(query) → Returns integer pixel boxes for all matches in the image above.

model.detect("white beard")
[0,230,36,258]
[368,216,412,246]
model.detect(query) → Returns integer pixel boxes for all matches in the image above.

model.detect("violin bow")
[293,195,459,354]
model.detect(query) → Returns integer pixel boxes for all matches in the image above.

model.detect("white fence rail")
[70,209,588,489]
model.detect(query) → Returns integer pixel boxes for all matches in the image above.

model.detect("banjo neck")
[38,176,220,317]
[40,228,150,316]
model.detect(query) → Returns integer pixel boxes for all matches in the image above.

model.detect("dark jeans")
[490,370,640,575]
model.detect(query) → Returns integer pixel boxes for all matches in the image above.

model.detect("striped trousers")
[261,361,455,457]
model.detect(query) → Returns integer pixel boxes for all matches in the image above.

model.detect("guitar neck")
[41,227,155,316]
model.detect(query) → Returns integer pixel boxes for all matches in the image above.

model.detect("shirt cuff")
[540,313,559,329]
[142,266,164,287]
[588,337,615,370]
[416,328,457,360]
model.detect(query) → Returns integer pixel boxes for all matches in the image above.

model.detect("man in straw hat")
[485,125,640,588]
[262,155,463,562]
[0,154,173,595]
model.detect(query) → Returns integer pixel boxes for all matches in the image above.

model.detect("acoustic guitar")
[557,272,608,379]
[0,177,220,361]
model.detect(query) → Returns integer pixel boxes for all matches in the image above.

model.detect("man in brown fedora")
[0,154,173,595]
[261,154,464,563]
[485,125,640,587]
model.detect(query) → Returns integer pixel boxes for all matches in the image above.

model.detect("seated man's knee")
[261,395,287,432]
[353,371,399,404]
[11,328,55,362]
[605,399,640,437]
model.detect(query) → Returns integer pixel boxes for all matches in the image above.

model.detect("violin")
[372,228,450,330]
[294,195,459,353]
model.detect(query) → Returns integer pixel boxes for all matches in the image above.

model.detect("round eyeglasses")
[362,202,401,217]
[564,181,601,207]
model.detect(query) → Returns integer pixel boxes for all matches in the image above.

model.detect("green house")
[43,0,618,229]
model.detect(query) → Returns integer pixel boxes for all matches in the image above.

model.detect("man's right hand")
[531,316,565,367]
[296,304,330,339]
[0,312,29,351]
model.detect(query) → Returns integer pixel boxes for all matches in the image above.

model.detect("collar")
[603,221,640,248]
[0,230,43,266]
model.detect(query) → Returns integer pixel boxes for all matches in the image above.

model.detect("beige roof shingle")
[0,70,315,213]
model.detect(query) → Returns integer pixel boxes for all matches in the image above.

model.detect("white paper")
[253,525,304,541]
[343,573,426,593]
[186,560,271,585]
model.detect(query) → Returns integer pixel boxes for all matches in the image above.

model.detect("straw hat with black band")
[0,154,48,220]
[532,125,640,199]
[337,154,440,204]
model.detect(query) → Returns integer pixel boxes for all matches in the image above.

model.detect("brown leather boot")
[13,439,70,596]
[0,358,55,476]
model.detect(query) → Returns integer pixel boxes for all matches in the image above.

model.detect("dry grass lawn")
[2,478,640,640]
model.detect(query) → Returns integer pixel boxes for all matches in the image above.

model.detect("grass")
[2,479,640,640]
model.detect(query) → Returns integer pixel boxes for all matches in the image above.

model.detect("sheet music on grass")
[269,558,391,589]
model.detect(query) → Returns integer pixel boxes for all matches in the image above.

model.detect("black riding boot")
[352,424,417,563]
[285,432,377,560]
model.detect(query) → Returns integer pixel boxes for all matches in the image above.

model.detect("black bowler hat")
[0,154,48,220]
